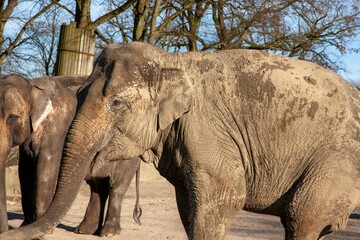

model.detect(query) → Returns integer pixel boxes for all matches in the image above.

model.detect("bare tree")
[1,0,137,77]
[0,0,59,66]
[0,0,19,69]
[2,4,70,77]
[160,0,210,51]
[98,0,197,51]
[83,0,137,34]
[1,0,359,76]
[208,0,360,71]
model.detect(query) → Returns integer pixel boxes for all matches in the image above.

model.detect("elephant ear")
[156,68,194,130]
[30,85,54,133]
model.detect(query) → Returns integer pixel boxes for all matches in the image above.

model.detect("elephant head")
[0,75,85,233]
[0,42,193,239]
[70,42,194,162]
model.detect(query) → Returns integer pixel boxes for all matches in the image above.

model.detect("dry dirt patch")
[7,164,360,240]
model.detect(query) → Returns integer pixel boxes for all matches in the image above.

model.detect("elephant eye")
[7,114,20,124]
[112,99,122,107]
[111,97,131,112]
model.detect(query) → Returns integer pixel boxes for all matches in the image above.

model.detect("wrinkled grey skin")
[3,42,360,240]
[0,75,84,232]
[0,75,141,237]
[76,154,142,237]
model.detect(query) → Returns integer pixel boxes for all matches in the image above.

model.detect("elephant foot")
[74,222,98,235]
[99,222,121,237]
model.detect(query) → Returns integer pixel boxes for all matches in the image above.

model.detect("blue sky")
[4,1,360,84]
[89,1,360,85]
[338,36,360,86]
[341,51,360,86]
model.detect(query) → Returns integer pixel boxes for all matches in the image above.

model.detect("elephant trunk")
[0,114,104,240]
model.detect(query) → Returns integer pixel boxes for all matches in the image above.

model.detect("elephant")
[0,74,85,232]
[76,154,142,237]
[2,42,360,240]
[0,75,141,236]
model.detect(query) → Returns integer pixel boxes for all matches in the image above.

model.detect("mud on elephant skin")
[0,75,141,236]
[3,42,360,240]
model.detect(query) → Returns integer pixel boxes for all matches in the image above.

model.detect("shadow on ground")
[8,211,75,232]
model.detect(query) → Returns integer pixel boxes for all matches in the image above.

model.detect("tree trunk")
[133,0,151,41]
[75,0,91,29]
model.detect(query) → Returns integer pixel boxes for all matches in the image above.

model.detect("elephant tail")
[133,161,142,225]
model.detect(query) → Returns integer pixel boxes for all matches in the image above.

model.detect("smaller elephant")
[76,126,142,237]
[0,74,84,232]
[76,158,142,237]
[1,75,141,236]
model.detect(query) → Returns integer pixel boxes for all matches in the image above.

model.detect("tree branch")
[0,0,58,63]
[87,0,137,31]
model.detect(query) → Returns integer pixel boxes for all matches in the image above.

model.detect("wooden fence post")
[54,21,95,76]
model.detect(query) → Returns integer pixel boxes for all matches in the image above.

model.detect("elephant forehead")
[110,63,143,85]
[103,61,144,90]
[116,84,152,103]
[107,60,159,94]
[4,87,30,107]
[0,90,30,120]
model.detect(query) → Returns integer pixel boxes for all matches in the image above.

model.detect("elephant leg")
[174,184,191,234]
[100,160,139,237]
[75,178,109,235]
[99,183,123,237]
[18,147,36,225]
[189,171,246,240]
[282,162,359,240]
[0,149,10,232]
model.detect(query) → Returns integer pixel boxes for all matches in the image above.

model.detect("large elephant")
[0,75,141,236]
[2,42,360,240]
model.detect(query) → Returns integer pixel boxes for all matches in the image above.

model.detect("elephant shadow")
[350,213,360,219]
[7,212,75,232]
[56,224,76,232]
[7,212,23,222]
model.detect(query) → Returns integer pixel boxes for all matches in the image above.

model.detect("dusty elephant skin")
[0,75,84,232]
[0,75,141,236]
[76,157,142,237]
[2,42,360,240]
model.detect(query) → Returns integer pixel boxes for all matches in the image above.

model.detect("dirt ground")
[7,163,360,240]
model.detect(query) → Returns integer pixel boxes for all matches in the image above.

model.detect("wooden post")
[54,22,95,76]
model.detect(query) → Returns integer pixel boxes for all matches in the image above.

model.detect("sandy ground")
[7,163,360,240]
